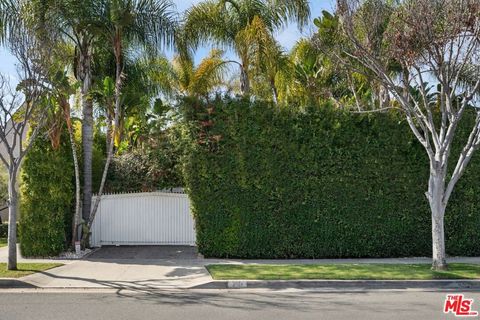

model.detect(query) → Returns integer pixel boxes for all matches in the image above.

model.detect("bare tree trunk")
[7,172,18,270]
[427,168,447,270]
[431,209,446,269]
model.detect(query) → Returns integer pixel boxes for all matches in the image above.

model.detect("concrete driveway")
[87,245,199,260]
[0,245,213,290]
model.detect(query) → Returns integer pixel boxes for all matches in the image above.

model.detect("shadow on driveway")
[86,245,198,260]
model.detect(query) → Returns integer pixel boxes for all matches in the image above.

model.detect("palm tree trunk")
[240,67,250,95]
[81,96,93,222]
[63,104,81,246]
[57,97,81,246]
[80,49,94,225]
[69,126,81,245]
[106,111,113,154]
[88,31,123,230]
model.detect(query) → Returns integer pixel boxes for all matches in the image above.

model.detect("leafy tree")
[337,0,480,270]
[276,38,337,107]
[0,29,50,270]
[281,9,396,111]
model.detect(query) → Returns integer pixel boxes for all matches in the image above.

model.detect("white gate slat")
[90,192,196,247]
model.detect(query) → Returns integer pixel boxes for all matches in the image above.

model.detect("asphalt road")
[1,289,478,320]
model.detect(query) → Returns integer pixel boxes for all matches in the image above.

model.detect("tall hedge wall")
[181,98,480,258]
[19,128,74,257]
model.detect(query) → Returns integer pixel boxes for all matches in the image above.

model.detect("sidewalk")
[22,259,212,290]
[3,244,480,265]
[0,245,212,289]
[1,246,479,291]
[0,244,74,264]
[204,256,480,265]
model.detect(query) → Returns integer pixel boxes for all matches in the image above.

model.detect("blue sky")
[0,0,335,85]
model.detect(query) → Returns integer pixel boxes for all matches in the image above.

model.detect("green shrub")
[105,129,183,192]
[181,97,480,258]
[19,128,74,257]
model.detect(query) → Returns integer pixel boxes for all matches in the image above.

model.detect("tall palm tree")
[23,0,107,224]
[88,0,176,229]
[21,0,175,236]
[182,0,310,95]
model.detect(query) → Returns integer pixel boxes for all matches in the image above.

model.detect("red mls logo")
[444,294,479,317]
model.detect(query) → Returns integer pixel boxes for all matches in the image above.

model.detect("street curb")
[1,280,479,291]
[0,279,37,288]
[193,279,480,290]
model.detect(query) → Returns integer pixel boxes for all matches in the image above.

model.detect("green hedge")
[19,128,74,257]
[181,97,480,258]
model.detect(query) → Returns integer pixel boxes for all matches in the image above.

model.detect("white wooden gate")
[90,191,196,247]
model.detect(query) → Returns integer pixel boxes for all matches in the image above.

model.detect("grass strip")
[206,263,480,280]
[0,263,63,278]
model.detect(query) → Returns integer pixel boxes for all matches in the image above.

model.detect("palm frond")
[190,49,230,95]
[0,0,22,45]
[131,0,177,50]
[183,0,236,51]
[267,0,310,29]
